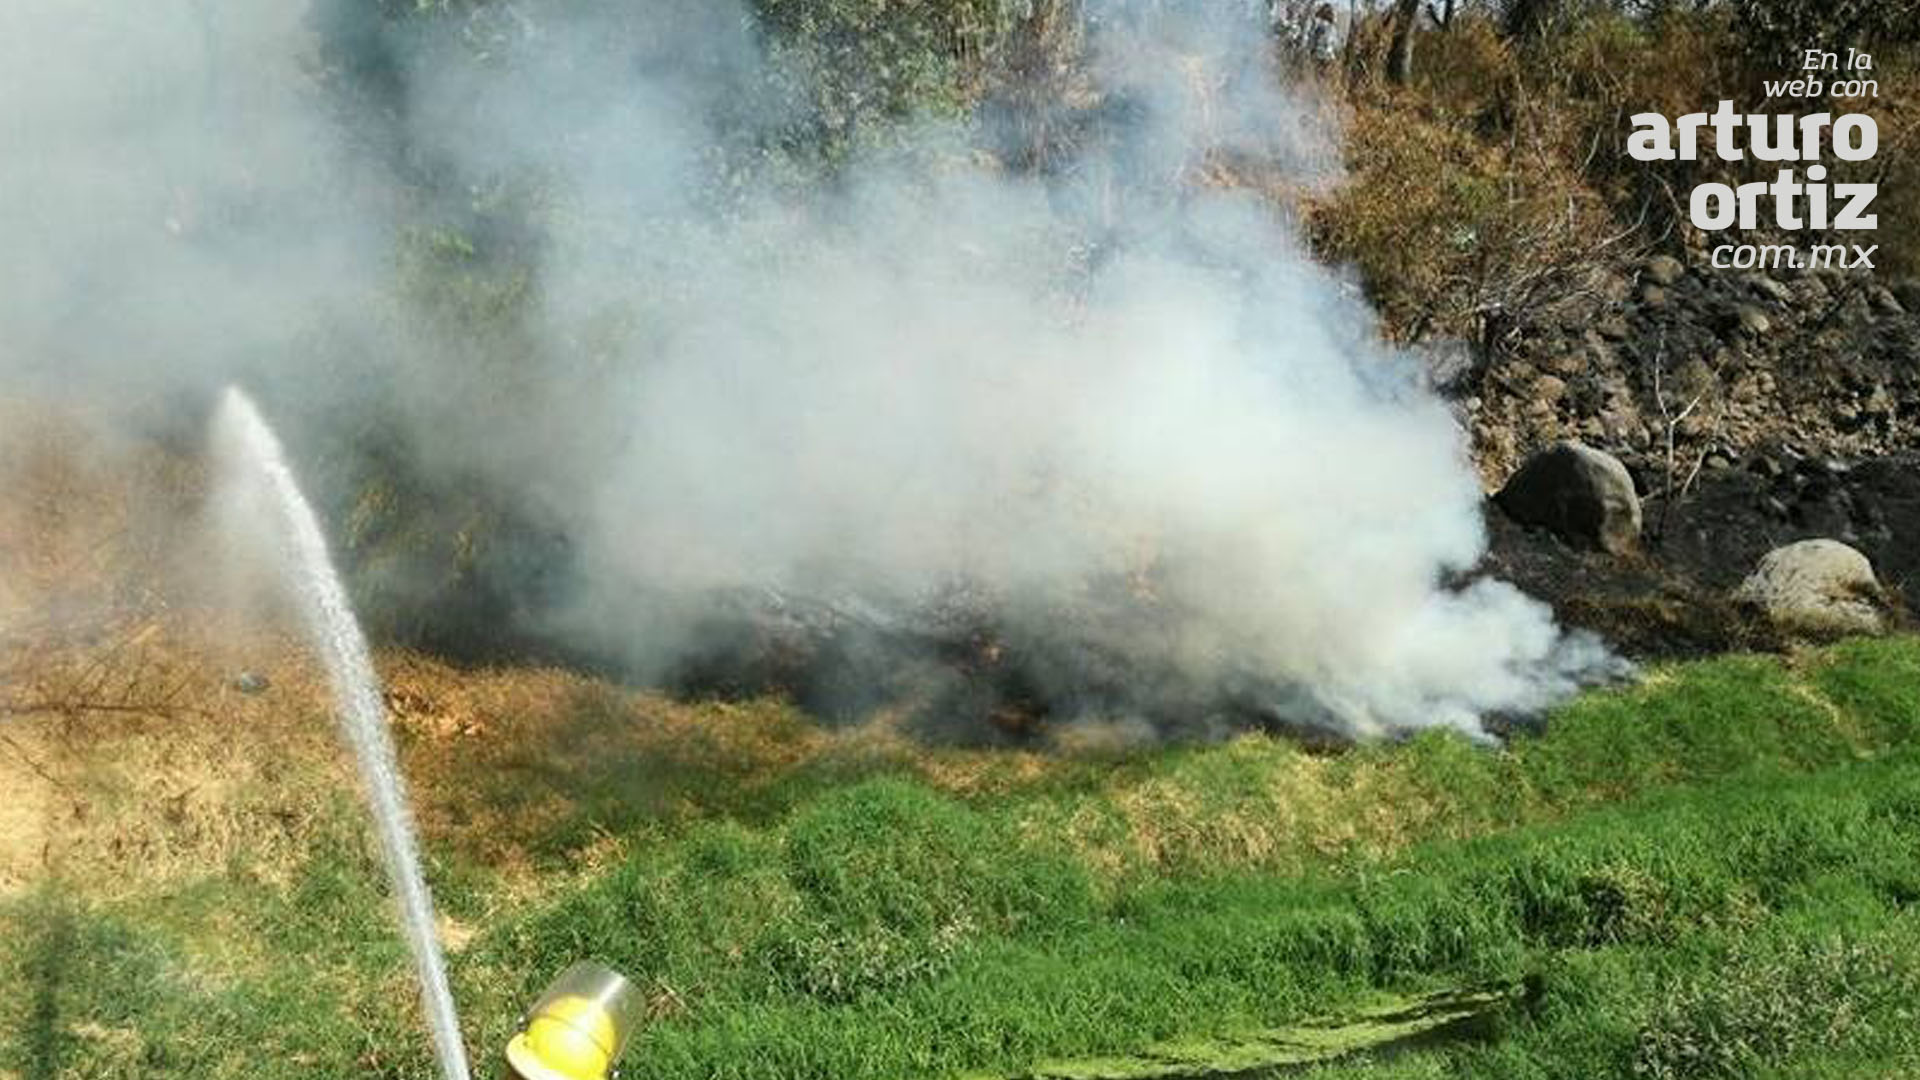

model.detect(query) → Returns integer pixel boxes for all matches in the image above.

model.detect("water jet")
[212,386,473,1080]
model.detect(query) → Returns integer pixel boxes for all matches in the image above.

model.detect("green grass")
[5,639,1920,1080]
[471,757,1919,1080]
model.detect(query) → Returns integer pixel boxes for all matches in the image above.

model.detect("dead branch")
[1,699,208,721]
[0,729,66,791]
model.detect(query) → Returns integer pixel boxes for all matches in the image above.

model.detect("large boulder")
[1736,539,1884,636]
[1495,441,1642,554]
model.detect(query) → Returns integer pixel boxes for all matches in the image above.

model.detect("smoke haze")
[0,0,1618,739]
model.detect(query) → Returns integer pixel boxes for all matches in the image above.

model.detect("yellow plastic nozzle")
[505,994,618,1080]
[506,962,641,1080]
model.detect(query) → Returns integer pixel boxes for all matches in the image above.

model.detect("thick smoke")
[0,1,386,408]
[0,0,1618,739]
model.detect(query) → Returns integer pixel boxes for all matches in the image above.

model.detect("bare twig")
[0,729,65,791]
[1652,330,1697,539]
[1,700,207,721]
[1650,326,1730,537]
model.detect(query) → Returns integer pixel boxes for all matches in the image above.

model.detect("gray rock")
[1597,407,1643,445]
[1746,274,1792,303]
[1736,539,1883,636]
[1642,255,1686,286]
[1495,441,1642,554]
[1596,270,1633,304]
[1733,305,1772,336]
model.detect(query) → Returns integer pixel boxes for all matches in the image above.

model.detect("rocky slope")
[1454,254,1919,657]
[1460,256,1918,487]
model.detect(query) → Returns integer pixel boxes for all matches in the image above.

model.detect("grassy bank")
[4,638,1919,1079]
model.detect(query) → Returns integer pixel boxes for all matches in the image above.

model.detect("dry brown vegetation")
[1307,13,1919,338]
[0,414,1894,914]
[0,416,1071,896]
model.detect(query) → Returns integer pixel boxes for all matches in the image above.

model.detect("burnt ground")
[656,583,1364,750]
[1481,449,1920,660]
[1458,256,1920,489]
[653,256,1920,719]
[600,452,1920,743]
[1458,251,1920,661]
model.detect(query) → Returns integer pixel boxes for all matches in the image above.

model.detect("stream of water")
[214,387,472,1080]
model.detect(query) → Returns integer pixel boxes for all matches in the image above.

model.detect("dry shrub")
[978,0,1093,173]
[1550,13,1745,227]
[0,624,350,899]
[391,651,1087,876]
[1413,15,1520,105]
[1311,17,1618,340]
[1548,14,1913,272]
[1301,8,1910,342]
[1858,45,1918,277]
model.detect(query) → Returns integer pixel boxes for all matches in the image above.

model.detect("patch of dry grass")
[0,408,356,899]
[0,622,350,900]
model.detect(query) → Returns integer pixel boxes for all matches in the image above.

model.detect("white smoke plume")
[0,1,385,406]
[0,0,1619,739]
